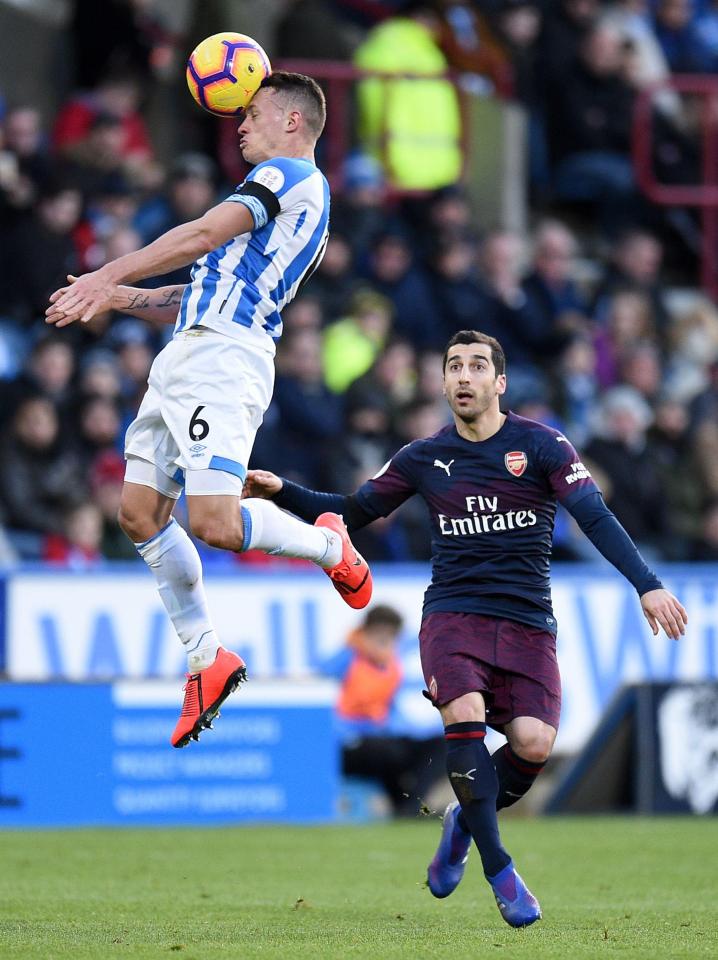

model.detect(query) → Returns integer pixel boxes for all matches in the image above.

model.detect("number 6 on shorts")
[189,405,210,441]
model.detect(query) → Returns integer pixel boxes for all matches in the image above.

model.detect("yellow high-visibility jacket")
[354,18,462,190]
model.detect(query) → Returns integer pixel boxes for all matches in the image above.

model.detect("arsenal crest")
[505,450,527,477]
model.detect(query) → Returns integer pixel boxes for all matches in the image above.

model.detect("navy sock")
[493,743,545,811]
[444,721,511,878]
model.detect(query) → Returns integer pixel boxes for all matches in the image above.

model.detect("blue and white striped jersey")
[173,156,329,350]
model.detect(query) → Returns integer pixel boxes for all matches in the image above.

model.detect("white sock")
[136,518,220,672]
[240,499,342,568]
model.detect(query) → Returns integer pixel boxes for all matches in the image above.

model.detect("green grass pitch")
[0,816,716,959]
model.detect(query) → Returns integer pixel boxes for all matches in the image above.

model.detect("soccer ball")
[186,32,272,117]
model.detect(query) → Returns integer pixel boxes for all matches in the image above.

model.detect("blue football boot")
[487,860,542,927]
[427,801,472,898]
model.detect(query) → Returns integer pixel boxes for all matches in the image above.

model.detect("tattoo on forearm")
[126,293,151,309]
[157,289,183,307]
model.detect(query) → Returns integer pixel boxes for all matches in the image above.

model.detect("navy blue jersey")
[354,412,600,632]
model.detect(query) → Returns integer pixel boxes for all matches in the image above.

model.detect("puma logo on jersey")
[450,768,476,781]
[556,436,568,443]
[434,458,455,476]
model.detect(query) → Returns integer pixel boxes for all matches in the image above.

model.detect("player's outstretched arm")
[45,201,255,327]
[45,278,187,327]
[243,470,378,532]
[640,589,688,641]
[243,470,283,499]
[568,493,688,641]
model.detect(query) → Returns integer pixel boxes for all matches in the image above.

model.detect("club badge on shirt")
[505,451,528,477]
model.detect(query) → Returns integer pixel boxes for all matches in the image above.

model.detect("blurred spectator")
[647,395,706,556]
[281,295,324,333]
[328,403,395,497]
[689,360,718,501]
[539,0,601,92]
[2,105,51,209]
[257,328,344,488]
[43,501,105,569]
[134,152,218,253]
[653,0,717,73]
[77,172,141,270]
[362,233,443,350]
[665,299,718,400]
[604,1,679,113]
[77,349,123,402]
[692,500,718,561]
[345,338,418,420]
[354,4,462,190]
[435,0,513,95]
[424,185,478,247]
[320,604,445,816]
[329,152,389,260]
[0,143,26,226]
[429,237,487,345]
[0,396,86,548]
[303,233,360,321]
[74,395,123,470]
[522,219,590,349]
[584,386,668,552]
[394,397,449,447]
[0,335,76,431]
[2,178,82,322]
[110,319,156,415]
[593,228,670,331]
[696,1,718,59]
[101,224,144,267]
[59,113,133,200]
[323,288,394,393]
[476,229,551,370]
[549,21,638,214]
[594,290,657,387]
[554,335,600,446]
[52,70,159,190]
[619,341,663,401]
[490,0,543,106]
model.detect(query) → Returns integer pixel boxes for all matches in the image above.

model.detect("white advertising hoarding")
[5,565,717,751]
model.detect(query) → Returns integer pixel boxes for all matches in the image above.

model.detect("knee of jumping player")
[118,502,158,544]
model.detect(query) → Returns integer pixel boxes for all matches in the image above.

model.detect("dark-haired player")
[45,73,372,749]
[243,329,687,927]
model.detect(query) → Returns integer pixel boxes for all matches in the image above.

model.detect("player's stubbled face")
[237,89,286,164]
[443,343,503,422]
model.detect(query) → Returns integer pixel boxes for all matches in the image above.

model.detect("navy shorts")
[419,611,561,732]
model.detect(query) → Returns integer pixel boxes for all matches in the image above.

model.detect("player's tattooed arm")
[46,277,186,327]
[112,284,187,324]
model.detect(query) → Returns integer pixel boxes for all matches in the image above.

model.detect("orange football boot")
[315,512,373,609]
[171,647,247,748]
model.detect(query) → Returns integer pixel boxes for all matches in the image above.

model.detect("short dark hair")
[259,71,326,139]
[363,605,404,632]
[442,330,506,376]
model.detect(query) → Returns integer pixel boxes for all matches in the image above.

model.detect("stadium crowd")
[1,0,718,568]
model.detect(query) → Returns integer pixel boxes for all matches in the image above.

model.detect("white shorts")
[124,327,274,497]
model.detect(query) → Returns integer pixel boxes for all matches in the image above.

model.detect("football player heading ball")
[46,70,373,748]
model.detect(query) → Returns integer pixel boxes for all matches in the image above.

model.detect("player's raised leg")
[428,692,541,927]
[118,468,247,748]
[187,493,372,609]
